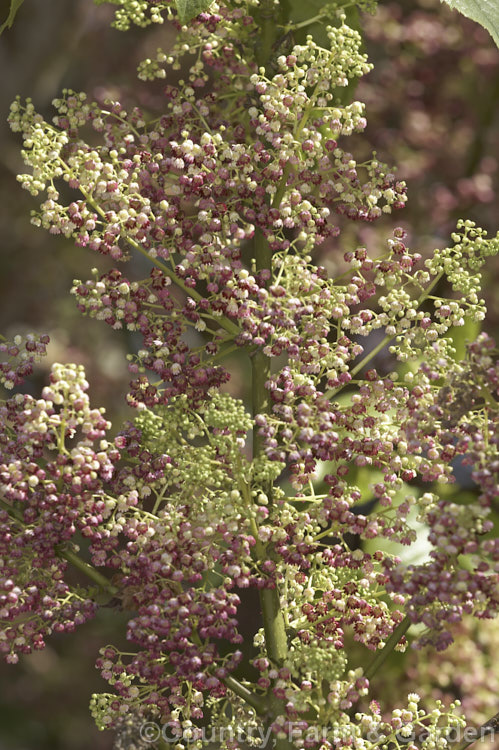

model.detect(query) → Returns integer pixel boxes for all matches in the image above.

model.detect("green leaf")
[441,0,499,48]
[174,0,212,24]
[447,315,481,362]
[0,0,25,35]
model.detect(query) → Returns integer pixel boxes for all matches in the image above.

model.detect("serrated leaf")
[175,0,212,24]
[441,0,499,48]
[0,0,25,35]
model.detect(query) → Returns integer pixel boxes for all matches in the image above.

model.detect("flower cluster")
[7,9,407,414]
[85,394,259,727]
[383,333,499,648]
[399,615,499,725]
[0,363,115,662]
[0,332,50,389]
[3,0,499,746]
[256,223,497,483]
[94,0,172,31]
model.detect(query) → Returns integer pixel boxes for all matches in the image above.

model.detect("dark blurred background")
[0,0,498,747]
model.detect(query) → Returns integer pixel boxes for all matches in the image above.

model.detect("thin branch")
[74,181,240,338]
[0,497,118,598]
[364,615,411,680]
[251,227,292,750]
[452,712,499,750]
[325,270,445,400]
[223,675,267,715]
[58,546,118,597]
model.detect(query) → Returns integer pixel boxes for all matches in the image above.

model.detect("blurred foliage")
[0,0,498,747]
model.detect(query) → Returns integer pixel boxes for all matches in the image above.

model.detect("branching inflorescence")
[1,0,498,748]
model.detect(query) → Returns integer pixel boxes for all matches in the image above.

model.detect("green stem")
[0,496,23,522]
[285,0,360,32]
[121,231,240,336]
[271,164,292,210]
[252,228,272,464]
[323,332,393,400]
[326,270,446,399]
[252,349,271,459]
[58,547,118,597]
[363,615,411,680]
[209,341,245,366]
[260,587,289,667]
[255,0,276,68]
[73,180,240,338]
[0,497,118,598]
[270,78,323,210]
[223,675,267,715]
[191,622,266,716]
[251,229,291,748]
[285,13,325,31]
[349,333,392,380]
[416,269,445,304]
